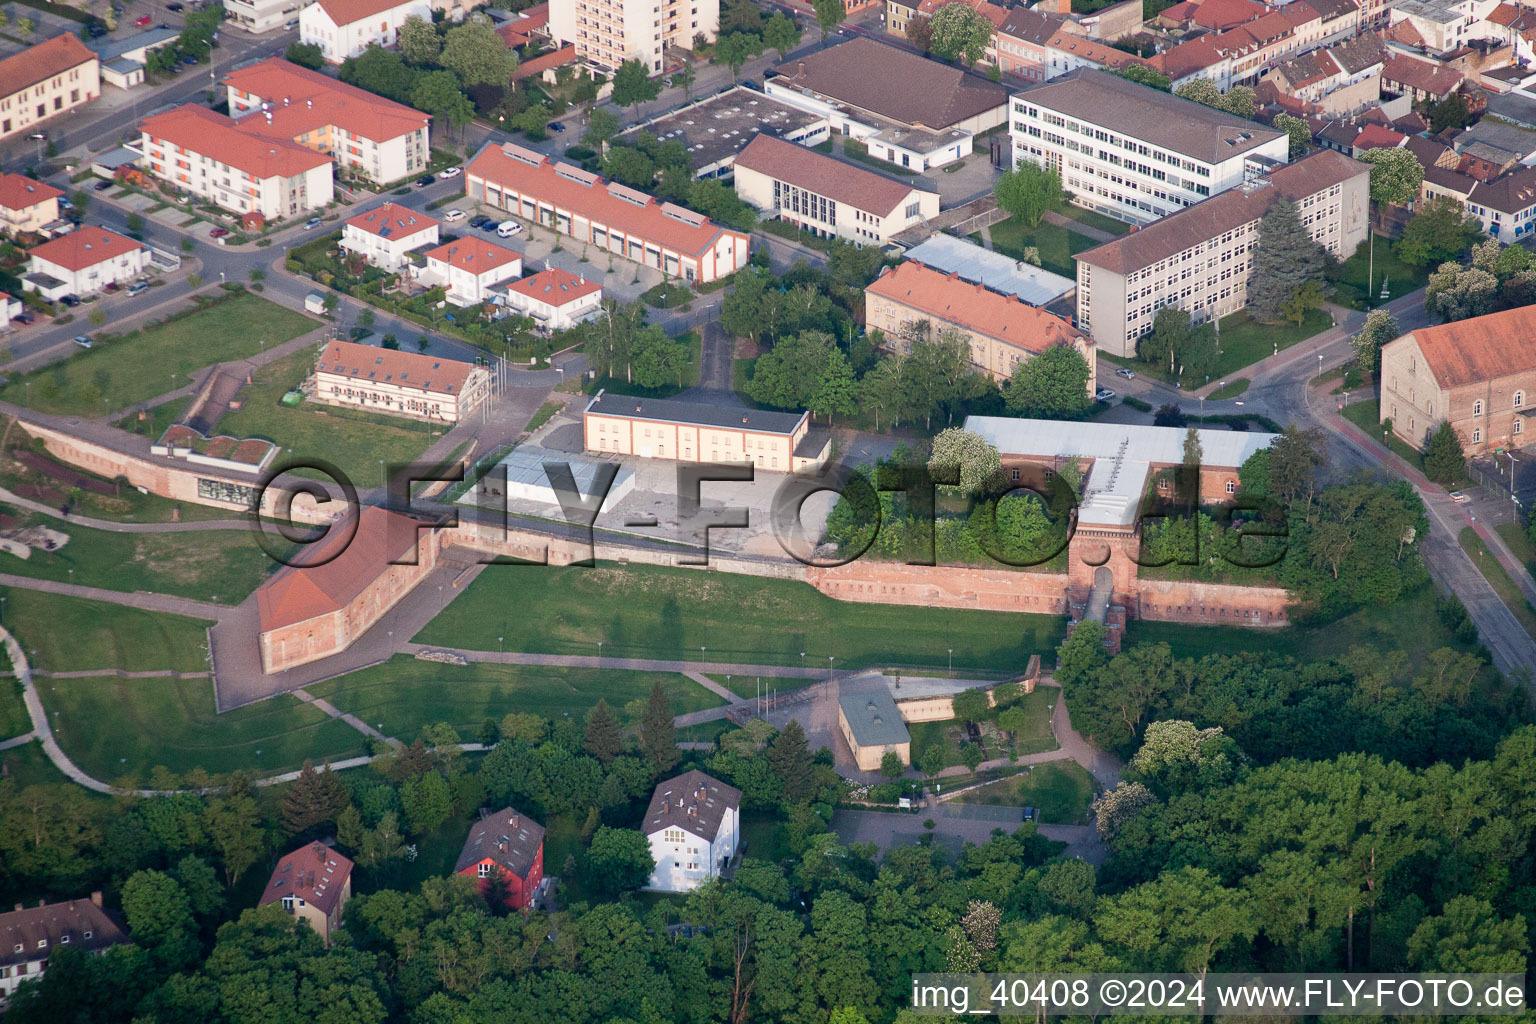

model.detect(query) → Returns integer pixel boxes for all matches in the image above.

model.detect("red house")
[454,807,545,910]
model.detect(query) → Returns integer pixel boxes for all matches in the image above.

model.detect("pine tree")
[280,760,349,837]
[583,698,623,763]
[1424,422,1466,485]
[1246,198,1329,323]
[639,681,681,772]
[768,718,814,801]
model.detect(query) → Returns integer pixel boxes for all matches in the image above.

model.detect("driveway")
[832,804,1106,864]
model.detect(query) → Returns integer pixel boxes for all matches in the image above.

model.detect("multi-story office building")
[137,104,335,222]
[548,0,719,75]
[224,59,432,187]
[732,133,939,245]
[1072,150,1369,356]
[1010,68,1290,225]
[0,34,100,143]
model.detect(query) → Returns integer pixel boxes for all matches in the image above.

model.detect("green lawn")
[0,518,274,604]
[524,401,563,434]
[0,663,27,741]
[1496,522,1536,573]
[707,674,810,699]
[1330,234,1431,310]
[741,808,793,864]
[39,674,365,785]
[415,563,1065,672]
[1341,397,1439,477]
[1208,378,1250,400]
[0,740,105,792]
[1459,527,1536,642]
[974,217,1101,279]
[1056,206,1131,236]
[952,760,1096,824]
[1106,309,1333,388]
[1,586,214,673]
[908,686,1058,768]
[306,656,724,740]
[214,348,443,492]
[0,292,317,415]
[758,218,835,252]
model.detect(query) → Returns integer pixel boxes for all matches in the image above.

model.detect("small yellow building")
[838,689,912,772]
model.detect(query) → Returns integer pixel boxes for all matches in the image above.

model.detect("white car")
[440,166,462,178]
[1095,387,1116,402]
[497,220,524,237]
[443,208,467,222]
[1115,367,1136,380]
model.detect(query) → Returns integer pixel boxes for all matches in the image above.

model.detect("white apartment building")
[500,266,602,330]
[421,236,523,305]
[313,339,491,422]
[642,770,741,894]
[0,894,127,1004]
[341,203,440,269]
[225,59,433,186]
[226,0,305,32]
[1073,150,1369,356]
[23,227,150,300]
[732,132,939,245]
[549,0,719,75]
[0,34,100,143]
[1010,68,1290,225]
[300,0,433,63]
[138,104,335,222]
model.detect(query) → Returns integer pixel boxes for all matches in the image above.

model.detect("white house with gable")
[299,0,433,63]
[642,769,741,893]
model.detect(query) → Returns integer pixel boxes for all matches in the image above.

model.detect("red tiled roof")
[0,34,95,100]
[425,236,522,273]
[311,0,417,27]
[140,104,332,180]
[256,505,430,631]
[916,0,1008,25]
[1152,37,1226,80]
[28,227,142,272]
[866,261,1088,355]
[317,339,479,396]
[0,173,64,213]
[735,133,928,217]
[1403,305,1536,388]
[504,266,600,304]
[466,142,743,259]
[1156,0,1199,21]
[495,1,548,45]
[1383,54,1463,98]
[224,58,430,144]
[1192,0,1265,31]
[259,843,353,917]
[345,202,438,239]
[1353,123,1407,150]
[511,44,577,81]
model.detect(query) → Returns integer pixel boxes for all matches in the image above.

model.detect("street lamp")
[700,645,706,663]
[597,639,603,660]
[948,647,953,674]
[498,635,503,657]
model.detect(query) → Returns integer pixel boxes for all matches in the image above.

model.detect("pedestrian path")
[294,688,402,748]
[0,485,250,533]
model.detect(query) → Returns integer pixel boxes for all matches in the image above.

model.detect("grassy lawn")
[39,675,365,785]
[741,808,792,864]
[0,740,108,792]
[974,217,1101,279]
[707,673,810,699]
[0,518,274,604]
[952,760,1096,824]
[1,586,213,673]
[0,667,27,741]
[907,686,1058,769]
[214,349,443,491]
[1209,378,1250,400]
[1496,521,1536,573]
[306,656,724,740]
[1056,206,1131,236]
[1458,527,1536,642]
[1105,309,1333,388]
[1341,397,1438,476]
[758,218,835,252]
[0,292,317,416]
[524,400,563,434]
[1330,234,1431,310]
[415,563,1065,672]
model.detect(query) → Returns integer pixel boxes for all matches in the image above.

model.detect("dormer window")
[36,939,46,949]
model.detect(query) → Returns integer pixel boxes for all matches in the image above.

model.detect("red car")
[208,227,229,238]
[135,14,152,25]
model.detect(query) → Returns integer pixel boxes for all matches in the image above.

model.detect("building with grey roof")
[902,234,1076,310]
[615,86,831,179]
[838,688,911,771]
[644,770,742,893]
[583,390,830,472]
[0,893,127,1004]
[1010,68,1291,225]
[90,27,179,89]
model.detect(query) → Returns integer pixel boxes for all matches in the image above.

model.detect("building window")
[1517,391,1526,409]
[1225,480,1237,494]
[1473,428,1482,443]
[1516,420,1524,435]
[1474,399,1484,415]
[478,863,492,878]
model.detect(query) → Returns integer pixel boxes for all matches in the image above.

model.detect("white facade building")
[299,0,433,64]
[548,0,719,75]
[500,266,601,330]
[226,0,306,32]
[23,227,149,299]
[0,894,127,1004]
[341,203,440,270]
[313,339,492,422]
[1010,68,1291,225]
[421,237,523,305]
[642,770,741,893]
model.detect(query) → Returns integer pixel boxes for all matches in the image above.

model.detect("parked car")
[478,220,499,232]
[57,197,73,211]
[180,54,199,66]
[73,335,94,349]
[1095,387,1116,402]
[166,2,184,10]
[208,226,229,238]
[284,17,299,29]
[468,215,490,229]
[548,121,567,133]
[440,166,462,178]
[1023,807,1038,822]
[26,131,46,142]
[58,294,80,307]
[93,178,113,191]
[304,217,323,230]
[442,208,466,222]
[87,23,108,37]
[127,280,150,297]
[415,174,435,187]
[1115,367,1136,380]
[497,221,523,238]
[12,311,34,325]
[136,14,153,25]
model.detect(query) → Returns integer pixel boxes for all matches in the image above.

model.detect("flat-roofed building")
[902,233,1076,309]
[224,59,433,186]
[341,203,440,270]
[615,87,831,179]
[1379,305,1536,455]
[138,104,335,221]
[0,174,64,236]
[23,227,149,300]
[583,389,830,471]
[420,236,523,305]
[838,689,911,770]
[500,266,601,330]
[1010,68,1290,225]
[733,133,939,245]
[1072,150,1369,356]
[865,261,1094,384]
[465,141,750,284]
[313,339,491,423]
[0,34,100,143]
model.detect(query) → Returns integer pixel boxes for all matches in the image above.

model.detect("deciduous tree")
[1004,342,1092,419]
[994,163,1065,227]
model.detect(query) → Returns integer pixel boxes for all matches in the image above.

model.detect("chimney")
[510,814,519,828]
[307,99,313,109]
[89,891,103,907]
[797,61,805,78]
[37,899,45,908]
[12,903,20,912]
